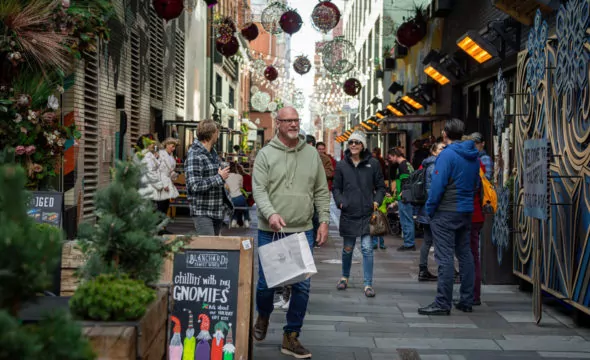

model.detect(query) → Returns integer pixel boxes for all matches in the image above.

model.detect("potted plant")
[374,58,384,79]
[68,161,185,359]
[0,148,95,360]
[396,4,428,48]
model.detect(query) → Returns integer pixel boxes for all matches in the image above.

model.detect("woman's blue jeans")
[398,201,416,247]
[372,236,384,247]
[342,234,374,287]
[231,195,250,222]
[256,230,314,334]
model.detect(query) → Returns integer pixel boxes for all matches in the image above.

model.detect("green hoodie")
[253,135,330,233]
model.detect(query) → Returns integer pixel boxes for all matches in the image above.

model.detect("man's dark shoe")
[418,302,450,316]
[281,332,312,359]
[418,270,438,282]
[397,245,416,252]
[454,302,473,313]
[252,315,269,341]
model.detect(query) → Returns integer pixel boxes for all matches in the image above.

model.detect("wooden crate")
[82,289,168,360]
[60,241,87,296]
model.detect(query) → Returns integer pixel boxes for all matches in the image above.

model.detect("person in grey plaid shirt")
[185,119,234,235]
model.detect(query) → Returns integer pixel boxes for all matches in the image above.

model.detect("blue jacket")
[426,140,481,217]
[416,155,437,224]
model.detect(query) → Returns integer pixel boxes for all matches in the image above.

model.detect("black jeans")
[155,199,170,215]
[312,205,319,245]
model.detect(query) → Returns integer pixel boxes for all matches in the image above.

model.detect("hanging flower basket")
[396,7,428,48]
[152,0,184,21]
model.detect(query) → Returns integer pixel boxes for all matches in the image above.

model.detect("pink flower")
[15,146,26,155]
[25,145,36,155]
[42,112,56,123]
[62,0,70,8]
[16,94,30,107]
[32,163,43,173]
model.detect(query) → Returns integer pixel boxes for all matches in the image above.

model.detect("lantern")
[311,1,341,33]
[264,65,278,81]
[279,9,303,35]
[152,0,184,21]
[241,23,259,41]
[343,78,361,96]
[216,36,239,57]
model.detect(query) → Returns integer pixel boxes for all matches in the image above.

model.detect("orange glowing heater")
[386,104,405,116]
[401,95,423,110]
[456,30,498,64]
[424,64,450,85]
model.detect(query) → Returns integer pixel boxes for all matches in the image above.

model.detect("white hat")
[348,131,367,149]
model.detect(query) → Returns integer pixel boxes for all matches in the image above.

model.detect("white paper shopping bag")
[258,232,317,288]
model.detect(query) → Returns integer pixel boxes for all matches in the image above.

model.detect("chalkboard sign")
[163,236,254,360]
[28,191,63,227]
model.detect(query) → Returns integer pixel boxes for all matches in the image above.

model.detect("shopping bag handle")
[272,228,286,242]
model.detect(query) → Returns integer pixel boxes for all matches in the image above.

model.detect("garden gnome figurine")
[211,321,229,360]
[169,316,183,360]
[196,313,212,360]
[222,323,235,360]
[182,309,196,360]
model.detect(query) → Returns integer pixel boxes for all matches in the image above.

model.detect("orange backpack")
[480,167,498,213]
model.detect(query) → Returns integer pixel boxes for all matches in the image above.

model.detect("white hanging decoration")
[251,91,271,112]
[251,86,260,94]
[324,114,340,129]
[267,102,278,111]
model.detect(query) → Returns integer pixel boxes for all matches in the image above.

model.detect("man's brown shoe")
[281,332,312,359]
[252,315,269,341]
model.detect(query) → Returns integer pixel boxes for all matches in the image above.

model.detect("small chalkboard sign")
[163,236,254,360]
[28,191,63,227]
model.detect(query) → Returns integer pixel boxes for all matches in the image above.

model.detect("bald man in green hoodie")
[251,106,330,359]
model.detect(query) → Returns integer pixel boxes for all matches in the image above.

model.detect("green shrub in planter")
[70,274,156,321]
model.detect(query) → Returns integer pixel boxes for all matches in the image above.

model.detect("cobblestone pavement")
[168,203,590,360]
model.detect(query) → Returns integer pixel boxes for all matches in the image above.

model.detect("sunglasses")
[348,140,362,146]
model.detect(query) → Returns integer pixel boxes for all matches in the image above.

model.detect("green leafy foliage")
[0,162,62,314]
[0,310,96,360]
[77,161,170,284]
[0,160,95,360]
[70,274,156,321]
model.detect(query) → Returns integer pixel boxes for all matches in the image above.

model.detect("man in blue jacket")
[418,119,481,315]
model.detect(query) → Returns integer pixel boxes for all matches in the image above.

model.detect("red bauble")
[241,23,259,41]
[216,36,239,57]
[279,9,303,35]
[343,78,361,96]
[311,1,341,33]
[264,65,278,81]
[152,0,184,21]
[396,17,427,48]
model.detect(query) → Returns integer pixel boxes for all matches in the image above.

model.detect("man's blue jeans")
[342,234,374,287]
[398,201,415,247]
[256,229,314,334]
[372,236,384,247]
[430,211,474,309]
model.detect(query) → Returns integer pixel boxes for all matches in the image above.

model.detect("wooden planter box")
[82,288,168,360]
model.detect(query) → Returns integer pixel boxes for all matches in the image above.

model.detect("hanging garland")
[311,0,341,33]
[279,9,303,35]
[322,37,356,75]
[343,78,361,96]
[261,2,288,35]
[293,55,312,75]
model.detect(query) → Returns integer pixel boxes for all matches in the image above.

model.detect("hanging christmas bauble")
[279,9,303,35]
[241,22,259,41]
[396,11,427,48]
[152,0,184,21]
[261,2,288,34]
[381,16,395,37]
[251,86,259,94]
[264,65,278,81]
[203,0,217,7]
[322,37,356,75]
[251,91,271,112]
[215,36,239,57]
[343,78,361,96]
[311,1,341,33]
[293,55,312,75]
[324,114,340,129]
[293,90,305,109]
[252,59,266,74]
[267,102,278,111]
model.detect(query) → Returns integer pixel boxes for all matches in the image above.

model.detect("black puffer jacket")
[333,149,386,237]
